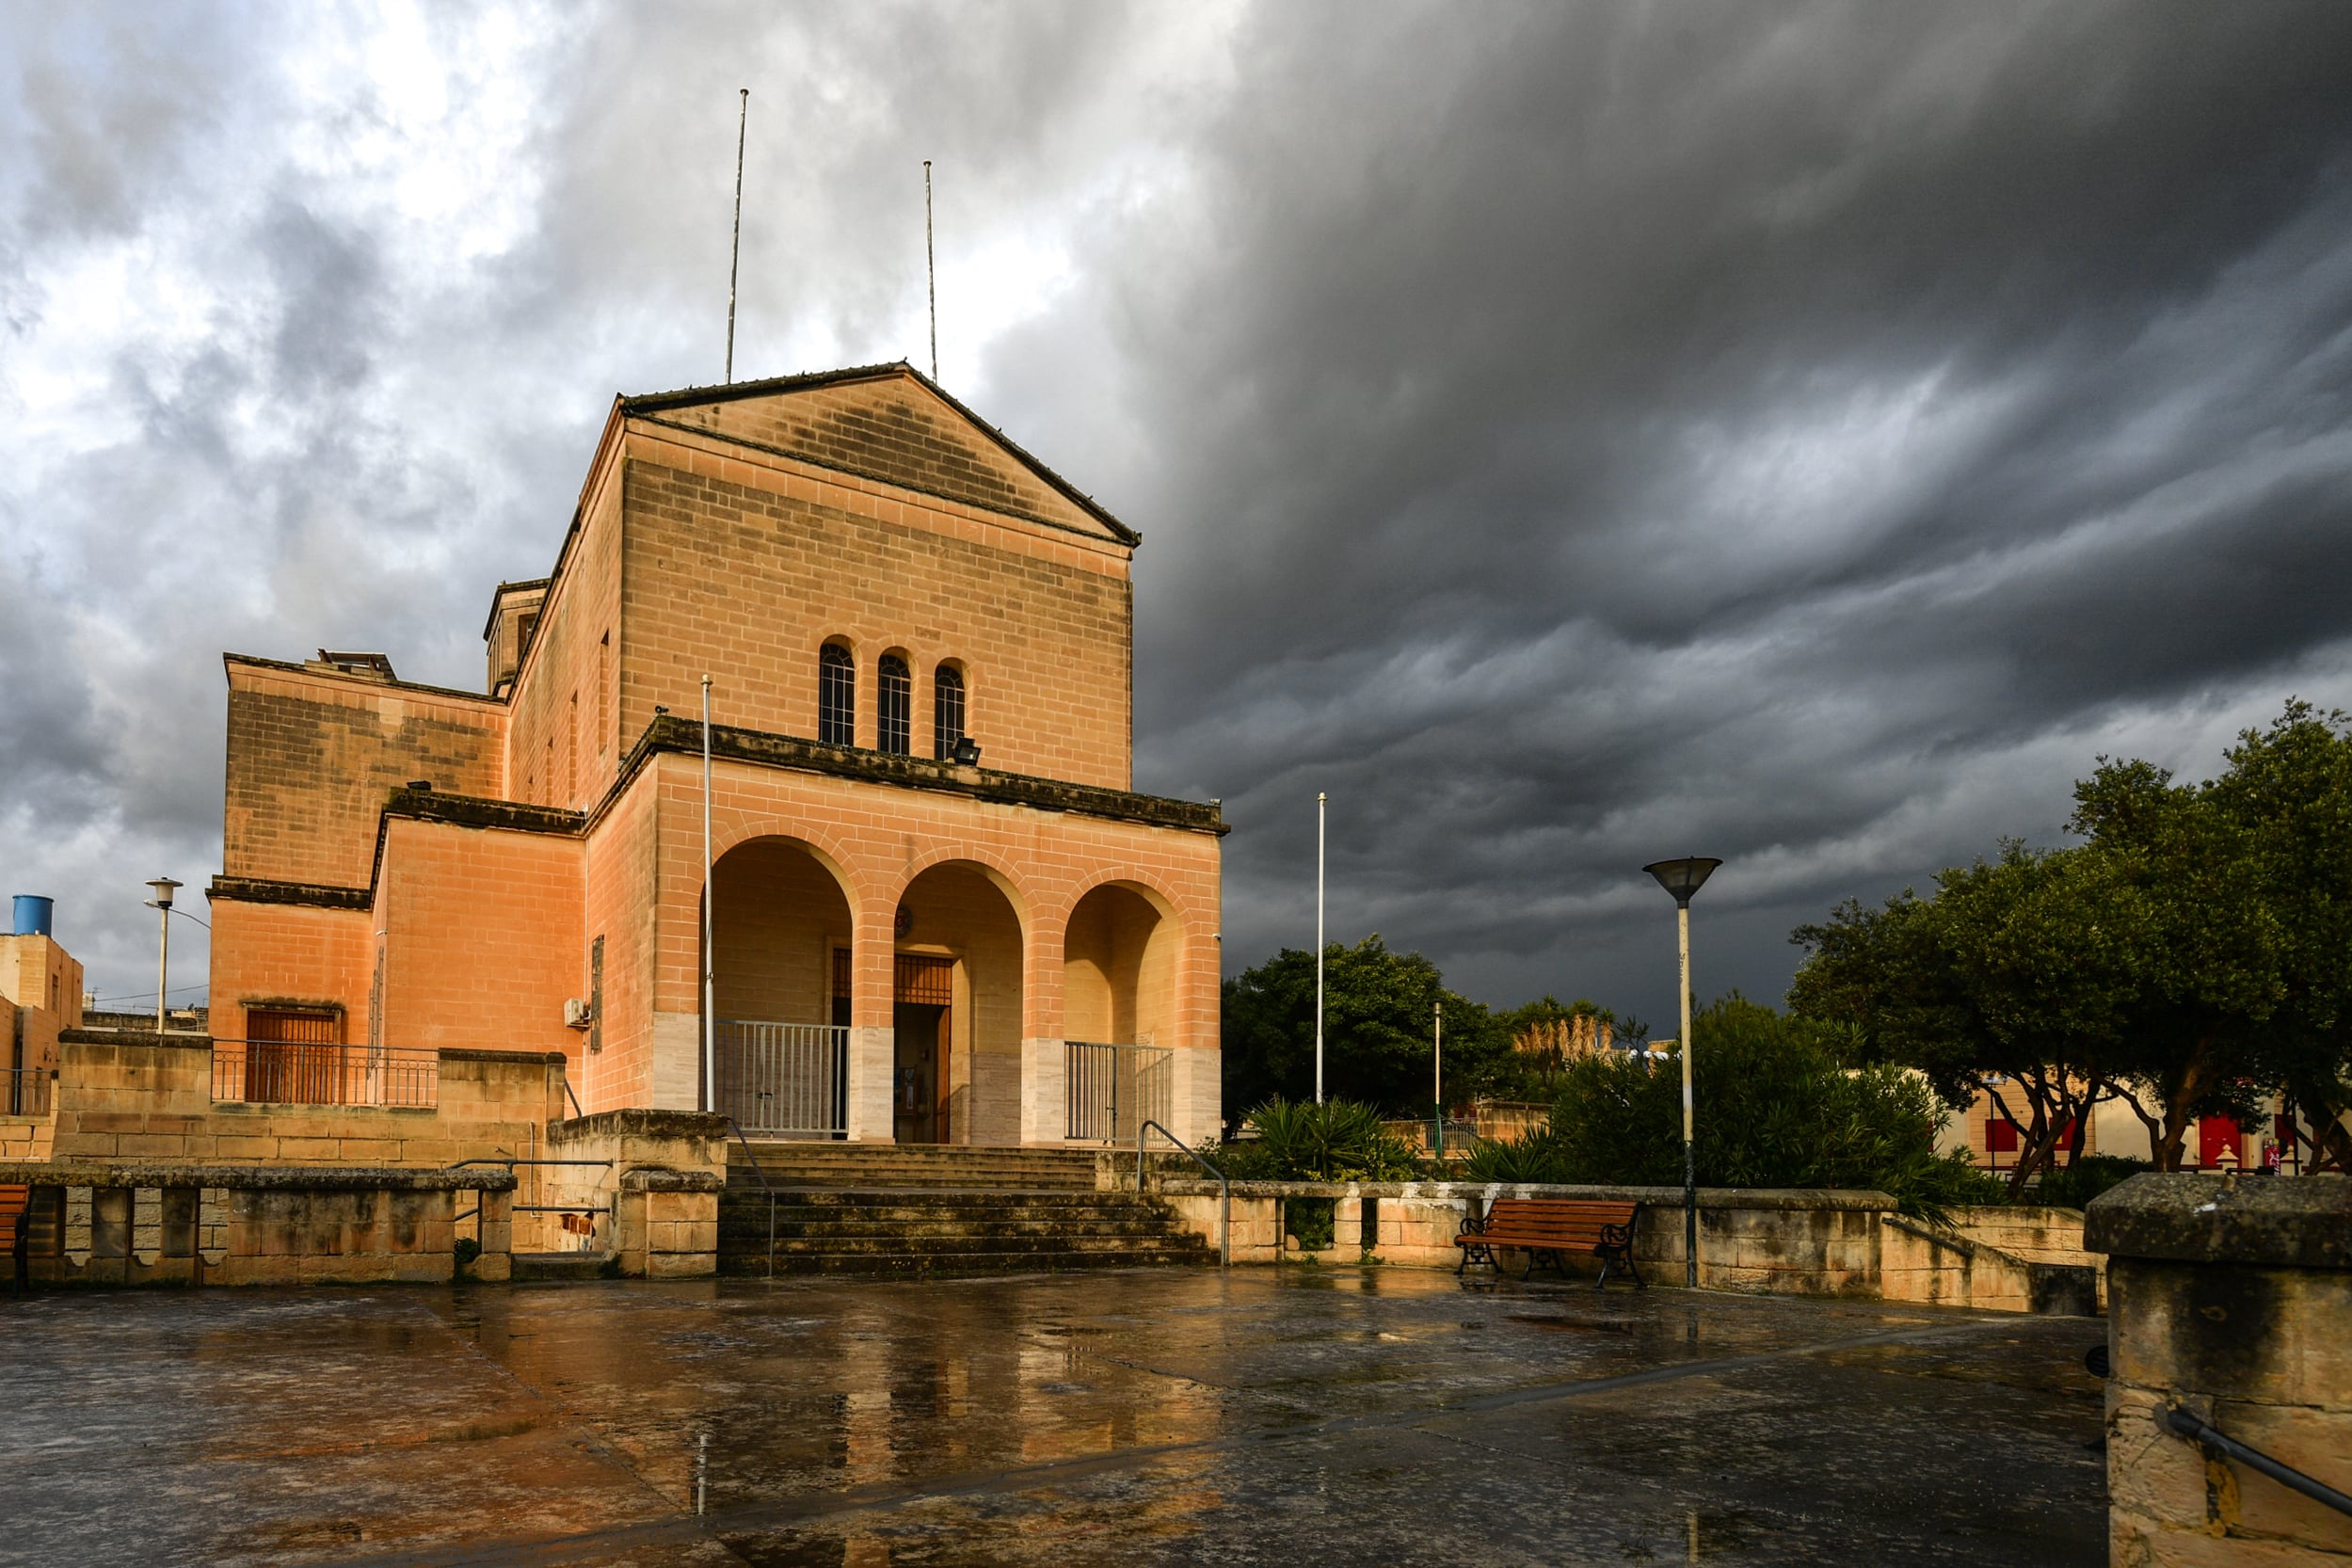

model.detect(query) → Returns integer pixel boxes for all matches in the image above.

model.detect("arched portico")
[889,859,1026,1144]
[709,835,856,1136]
[1057,881,1183,1143]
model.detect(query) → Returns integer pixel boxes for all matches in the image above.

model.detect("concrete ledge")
[1156,1178,1898,1209]
[621,1168,726,1193]
[552,1109,730,1141]
[2086,1172,2351,1270]
[0,1161,517,1192]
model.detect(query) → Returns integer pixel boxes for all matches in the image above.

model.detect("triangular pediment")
[621,363,1135,546]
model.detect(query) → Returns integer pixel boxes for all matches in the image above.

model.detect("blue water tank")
[11,895,54,937]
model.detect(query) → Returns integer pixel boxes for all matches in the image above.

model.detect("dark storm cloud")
[5,0,2352,1027]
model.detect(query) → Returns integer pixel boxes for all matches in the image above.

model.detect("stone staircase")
[718,1143,1211,1278]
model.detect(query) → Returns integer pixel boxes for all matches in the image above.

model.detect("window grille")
[934,664,966,759]
[878,654,912,755]
[819,644,856,745]
[894,954,953,1005]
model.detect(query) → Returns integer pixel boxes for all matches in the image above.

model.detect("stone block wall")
[1,1161,515,1288]
[35,1032,568,1170]
[542,1109,728,1274]
[2088,1174,2352,1564]
[1156,1179,2105,1314]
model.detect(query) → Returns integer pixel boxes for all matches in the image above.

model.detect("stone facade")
[202,363,1224,1149]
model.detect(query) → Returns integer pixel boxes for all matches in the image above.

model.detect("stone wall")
[541,1109,728,1276]
[0,1160,516,1287]
[1156,1177,2102,1313]
[2088,1173,2352,1563]
[35,1032,568,1168]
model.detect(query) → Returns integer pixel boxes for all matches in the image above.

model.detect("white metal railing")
[1065,1040,1172,1144]
[717,1020,849,1137]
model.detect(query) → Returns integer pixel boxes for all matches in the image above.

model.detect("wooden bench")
[1,1185,28,1288]
[1456,1198,1643,1288]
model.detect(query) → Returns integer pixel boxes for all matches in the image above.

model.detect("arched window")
[819,643,856,745]
[934,664,966,760]
[877,653,912,755]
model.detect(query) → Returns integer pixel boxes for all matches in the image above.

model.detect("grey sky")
[5,2,2350,1034]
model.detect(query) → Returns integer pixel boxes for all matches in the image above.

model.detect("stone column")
[473,1187,514,1282]
[63,1187,91,1269]
[1020,1038,1066,1145]
[131,1188,163,1268]
[2087,1173,2352,1563]
[845,902,896,1143]
[198,1188,230,1269]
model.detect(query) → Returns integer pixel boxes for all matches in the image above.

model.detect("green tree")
[1465,996,1999,1220]
[1790,843,2144,1195]
[1220,936,1517,1117]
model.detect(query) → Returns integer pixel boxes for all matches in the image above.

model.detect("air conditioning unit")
[564,998,593,1030]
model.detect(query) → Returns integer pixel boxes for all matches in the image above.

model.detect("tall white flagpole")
[1315,792,1326,1105]
[702,676,716,1114]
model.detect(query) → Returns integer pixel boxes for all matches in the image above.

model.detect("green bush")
[2034,1154,2151,1210]
[453,1236,482,1277]
[1201,1097,1422,1183]
[1462,997,2006,1223]
[1284,1197,1337,1251]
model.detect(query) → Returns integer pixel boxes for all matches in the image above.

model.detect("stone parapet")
[0,1161,516,1288]
[2088,1173,2352,1564]
[1154,1178,2101,1312]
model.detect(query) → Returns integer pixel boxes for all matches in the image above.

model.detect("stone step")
[718,1247,1211,1278]
[509,1251,616,1282]
[726,1144,1103,1192]
[743,1230,1208,1257]
[721,1189,1144,1212]
[725,1216,1192,1242]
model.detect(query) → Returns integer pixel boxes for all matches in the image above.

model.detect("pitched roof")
[617,361,1139,547]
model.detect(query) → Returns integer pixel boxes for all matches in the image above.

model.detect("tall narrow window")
[819,643,856,745]
[597,632,611,755]
[567,692,579,802]
[877,654,912,755]
[934,664,966,760]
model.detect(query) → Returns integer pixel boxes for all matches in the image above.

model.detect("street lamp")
[144,877,183,1033]
[1643,856,1720,1288]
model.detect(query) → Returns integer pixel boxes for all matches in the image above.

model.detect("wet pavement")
[0,1268,2106,1566]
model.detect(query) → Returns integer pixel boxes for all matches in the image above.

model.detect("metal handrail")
[723,1118,779,1282]
[564,1080,584,1119]
[443,1158,616,1217]
[2166,1404,2352,1518]
[1134,1118,1228,1269]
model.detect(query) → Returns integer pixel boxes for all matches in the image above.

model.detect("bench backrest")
[1479,1197,1639,1243]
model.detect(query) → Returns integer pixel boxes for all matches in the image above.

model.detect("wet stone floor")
[0,1267,2107,1566]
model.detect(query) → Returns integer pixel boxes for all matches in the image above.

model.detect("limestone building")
[205,363,1224,1147]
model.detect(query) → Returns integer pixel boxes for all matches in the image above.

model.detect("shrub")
[1201,1097,1422,1183]
[2034,1154,2151,1210]
[1463,997,2007,1223]
[453,1236,482,1277]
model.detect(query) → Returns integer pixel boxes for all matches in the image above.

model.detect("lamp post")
[144,877,183,1033]
[1642,856,1720,1288]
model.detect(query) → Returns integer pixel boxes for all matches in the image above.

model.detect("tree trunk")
[2154,1036,2216,1173]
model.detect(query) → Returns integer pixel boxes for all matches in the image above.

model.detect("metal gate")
[717,1020,850,1137]
[1064,1041,1171,1144]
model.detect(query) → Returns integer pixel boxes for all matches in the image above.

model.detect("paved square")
[0,1269,2106,1565]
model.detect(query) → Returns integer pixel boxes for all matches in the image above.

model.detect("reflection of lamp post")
[145,877,183,1033]
[1643,856,1721,1288]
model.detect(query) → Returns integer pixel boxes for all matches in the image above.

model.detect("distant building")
[203,363,1226,1146]
[1,899,82,1116]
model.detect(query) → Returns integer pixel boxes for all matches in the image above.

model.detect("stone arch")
[884,841,1034,930]
[707,834,857,1031]
[1061,879,1183,1051]
[893,856,1027,1145]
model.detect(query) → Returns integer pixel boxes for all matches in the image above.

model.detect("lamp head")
[1642,857,1721,909]
[952,735,981,767]
[146,875,183,911]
